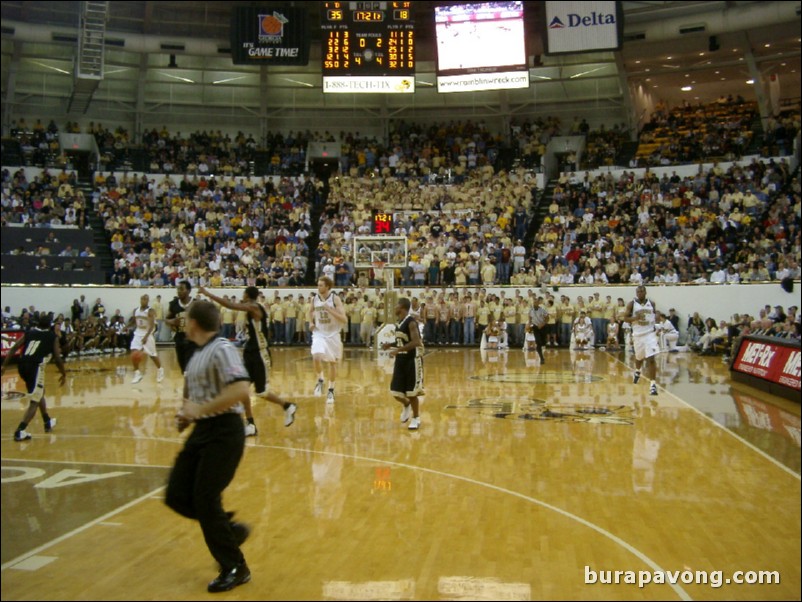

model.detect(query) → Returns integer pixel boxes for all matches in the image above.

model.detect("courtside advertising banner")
[1,331,24,359]
[731,337,801,391]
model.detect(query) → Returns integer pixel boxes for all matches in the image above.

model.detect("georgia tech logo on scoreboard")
[258,11,290,43]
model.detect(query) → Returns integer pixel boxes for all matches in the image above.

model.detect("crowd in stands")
[140,127,258,176]
[764,106,801,157]
[318,165,534,286]
[509,115,630,172]
[687,304,800,356]
[94,172,319,287]
[6,99,795,180]
[90,121,133,173]
[635,97,758,167]
[2,103,800,290]
[1,167,88,228]
[300,120,510,184]
[7,118,62,168]
[529,156,800,286]
[582,126,630,169]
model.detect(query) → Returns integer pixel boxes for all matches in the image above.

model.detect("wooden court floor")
[2,345,800,601]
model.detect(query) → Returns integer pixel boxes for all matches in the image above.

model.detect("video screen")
[434,1,526,74]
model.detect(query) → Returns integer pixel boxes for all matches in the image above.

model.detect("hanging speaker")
[708,36,720,52]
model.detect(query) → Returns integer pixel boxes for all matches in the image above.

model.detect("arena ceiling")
[1,1,799,126]
[0,1,787,39]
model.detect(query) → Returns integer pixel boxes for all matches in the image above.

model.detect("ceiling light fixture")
[569,66,606,79]
[212,76,249,84]
[160,72,195,83]
[26,59,71,75]
[280,77,314,87]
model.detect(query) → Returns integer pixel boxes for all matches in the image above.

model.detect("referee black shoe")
[207,562,251,593]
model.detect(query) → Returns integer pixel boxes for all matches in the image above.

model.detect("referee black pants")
[166,413,246,571]
[533,325,546,359]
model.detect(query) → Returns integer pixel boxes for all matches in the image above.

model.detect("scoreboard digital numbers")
[322,1,415,94]
[372,210,394,234]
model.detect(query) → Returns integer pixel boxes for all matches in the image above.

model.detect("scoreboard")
[321,1,415,94]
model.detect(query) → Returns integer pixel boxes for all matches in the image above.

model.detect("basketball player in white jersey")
[309,276,347,403]
[623,285,659,395]
[130,294,164,384]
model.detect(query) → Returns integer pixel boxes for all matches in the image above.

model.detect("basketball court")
[2,343,799,600]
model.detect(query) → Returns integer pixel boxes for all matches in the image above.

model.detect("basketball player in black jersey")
[2,314,67,441]
[199,286,297,430]
[382,297,424,430]
[165,280,196,373]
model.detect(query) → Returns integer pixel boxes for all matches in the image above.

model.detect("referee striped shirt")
[529,305,548,328]
[185,337,250,417]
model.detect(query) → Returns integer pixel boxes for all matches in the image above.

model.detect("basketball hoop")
[372,261,386,273]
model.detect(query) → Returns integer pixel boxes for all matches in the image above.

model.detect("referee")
[165,300,253,593]
[529,296,548,364]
